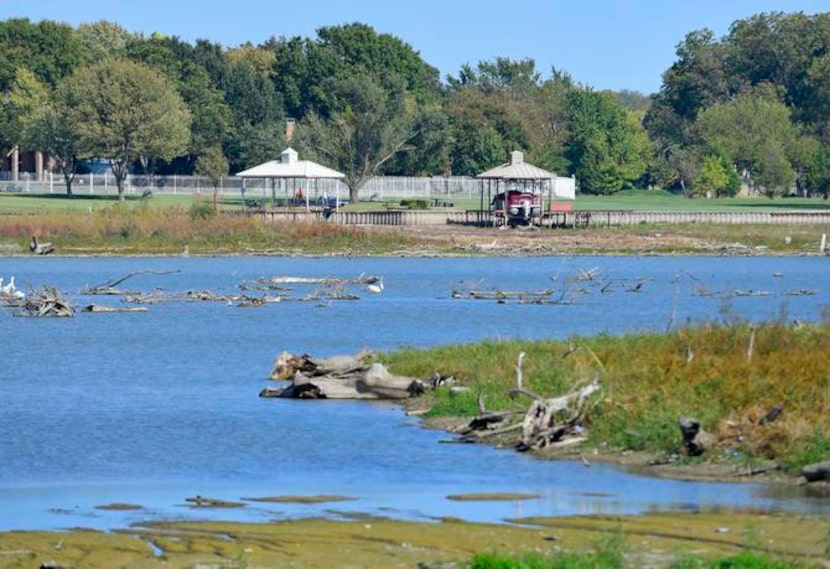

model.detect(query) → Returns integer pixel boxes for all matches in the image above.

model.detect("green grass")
[470,551,815,569]
[3,189,830,214]
[0,191,198,212]
[383,323,830,470]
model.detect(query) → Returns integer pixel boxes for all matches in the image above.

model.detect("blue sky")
[1,0,825,94]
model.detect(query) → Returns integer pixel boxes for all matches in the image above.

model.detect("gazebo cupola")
[281,148,299,164]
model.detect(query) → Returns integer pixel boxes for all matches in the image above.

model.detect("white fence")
[0,171,578,201]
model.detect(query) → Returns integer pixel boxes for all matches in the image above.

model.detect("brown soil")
[377,223,777,256]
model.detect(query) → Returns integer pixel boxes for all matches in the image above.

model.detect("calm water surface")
[1,255,828,530]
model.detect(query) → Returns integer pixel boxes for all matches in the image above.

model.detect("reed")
[384,322,830,470]
[0,205,418,255]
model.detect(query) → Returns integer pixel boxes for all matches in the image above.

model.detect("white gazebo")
[235,148,345,210]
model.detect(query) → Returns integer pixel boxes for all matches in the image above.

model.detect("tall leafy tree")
[0,18,84,91]
[195,144,229,194]
[3,68,48,147]
[297,73,421,201]
[11,69,83,195]
[222,56,285,171]
[74,20,133,62]
[696,89,802,197]
[271,23,440,120]
[566,89,651,194]
[126,34,233,173]
[60,58,191,201]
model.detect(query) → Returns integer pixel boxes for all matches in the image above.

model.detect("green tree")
[22,72,83,196]
[2,67,48,150]
[60,58,191,201]
[444,86,516,175]
[0,18,84,91]
[271,23,440,120]
[74,20,133,62]
[696,89,802,197]
[195,145,229,210]
[695,155,740,197]
[297,73,421,201]
[125,34,234,173]
[195,145,229,190]
[806,136,830,198]
[566,89,651,193]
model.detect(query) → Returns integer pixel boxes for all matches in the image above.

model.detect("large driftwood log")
[269,349,373,380]
[82,304,149,313]
[261,361,424,400]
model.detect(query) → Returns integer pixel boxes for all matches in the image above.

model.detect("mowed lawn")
[1,187,829,213]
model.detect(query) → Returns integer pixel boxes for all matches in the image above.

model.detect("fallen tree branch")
[83,269,181,295]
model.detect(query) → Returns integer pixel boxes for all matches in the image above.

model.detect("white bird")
[367,279,384,294]
[6,276,16,294]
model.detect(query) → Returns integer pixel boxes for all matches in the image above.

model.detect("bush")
[189,203,217,220]
[399,199,430,210]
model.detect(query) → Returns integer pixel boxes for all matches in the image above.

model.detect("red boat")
[491,189,542,226]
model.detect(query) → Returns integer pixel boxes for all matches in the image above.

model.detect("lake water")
[1,255,828,531]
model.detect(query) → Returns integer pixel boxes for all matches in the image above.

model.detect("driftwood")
[82,269,181,295]
[451,288,573,305]
[82,304,148,313]
[262,351,425,400]
[250,275,382,287]
[17,285,74,317]
[241,275,381,303]
[29,235,54,255]
[451,352,601,451]
[269,349,373,380]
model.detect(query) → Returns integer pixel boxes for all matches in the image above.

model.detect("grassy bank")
[383,322,830,474]
[1,201,828,256]
[0,203,421,255]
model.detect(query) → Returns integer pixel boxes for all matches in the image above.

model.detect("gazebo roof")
[235,148,345,179]
[476,150,556,180]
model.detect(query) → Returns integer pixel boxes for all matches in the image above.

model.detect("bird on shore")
[29,235,54,255]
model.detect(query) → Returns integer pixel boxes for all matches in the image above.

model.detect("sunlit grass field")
[2,188,829,213]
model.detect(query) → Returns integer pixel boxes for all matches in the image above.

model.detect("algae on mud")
[0,512,827,569]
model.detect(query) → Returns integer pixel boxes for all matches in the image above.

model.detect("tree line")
[0,12,828,202]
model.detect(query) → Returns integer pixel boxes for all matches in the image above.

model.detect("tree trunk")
[262,361,424,400]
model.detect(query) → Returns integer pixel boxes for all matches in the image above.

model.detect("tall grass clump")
[383,322,830,469]
[0,206,419,255]
[470,531,627,568]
